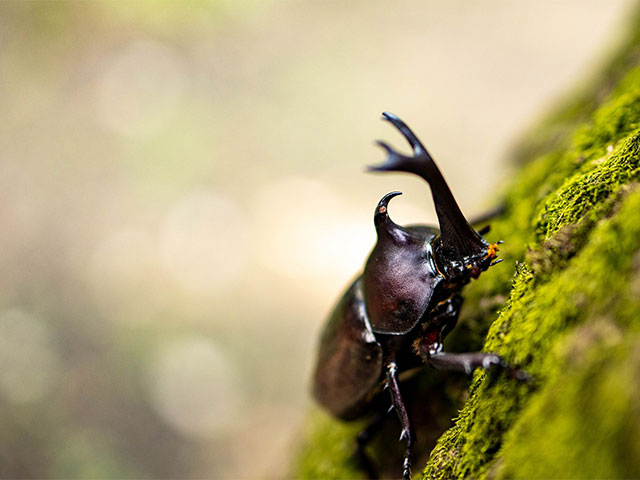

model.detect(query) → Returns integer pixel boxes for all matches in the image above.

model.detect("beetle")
[312,113,516,479]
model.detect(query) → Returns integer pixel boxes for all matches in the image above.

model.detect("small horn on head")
[374,191,407,244]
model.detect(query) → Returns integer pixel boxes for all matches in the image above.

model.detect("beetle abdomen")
[313,278,383,420]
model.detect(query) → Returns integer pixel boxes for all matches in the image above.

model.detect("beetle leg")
[426,351,529,380]
[476,224,491,236]
[354,409,386,480]
[427,351,504,373]
[386,361,414,480]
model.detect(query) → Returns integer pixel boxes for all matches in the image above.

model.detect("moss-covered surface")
[295,8,640,479]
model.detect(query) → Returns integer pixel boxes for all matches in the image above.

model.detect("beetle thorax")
[363,235,441,336]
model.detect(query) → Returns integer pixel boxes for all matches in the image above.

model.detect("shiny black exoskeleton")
[312,113,509,480]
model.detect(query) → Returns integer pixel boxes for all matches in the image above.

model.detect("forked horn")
[369,112,486,257]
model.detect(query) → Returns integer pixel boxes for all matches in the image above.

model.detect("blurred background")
[0,1,635,478]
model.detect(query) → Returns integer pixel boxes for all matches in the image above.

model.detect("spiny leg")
[354,409,387,480]
[427,351,529,380]
[410,295,527,380]
[386,362,414,480]
[427,351,504,373]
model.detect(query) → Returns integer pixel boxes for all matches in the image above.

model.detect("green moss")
[294,410,365,480]
[496,324,640,479]
[536,74,640,241]
[574,66,640,159]
[425,185,640,479]
[491,190,640,479]
[294,7,640,480]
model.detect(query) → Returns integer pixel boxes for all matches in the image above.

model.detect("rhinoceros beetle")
[312,113,518,479]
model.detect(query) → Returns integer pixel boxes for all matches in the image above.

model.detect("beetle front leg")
[386,361,414,480]
[426,351,529,380]
[427,351,504,373]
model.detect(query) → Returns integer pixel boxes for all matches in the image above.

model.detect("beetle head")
[369,112,500,287]
[433,237,501,288]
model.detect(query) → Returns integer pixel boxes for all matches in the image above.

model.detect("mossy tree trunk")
[295,8,640,479]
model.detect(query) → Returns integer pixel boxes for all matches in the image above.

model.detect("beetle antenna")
[369,112,486,257]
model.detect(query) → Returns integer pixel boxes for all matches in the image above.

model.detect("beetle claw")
[402,459,411,480]
[509,366,534,383]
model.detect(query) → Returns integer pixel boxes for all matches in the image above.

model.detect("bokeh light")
[0,309,60,404]
[253,176,373,280]
[147,335,245,439]
[95,39,187,137]
[162,190,250,295]
[89,227,167,324]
